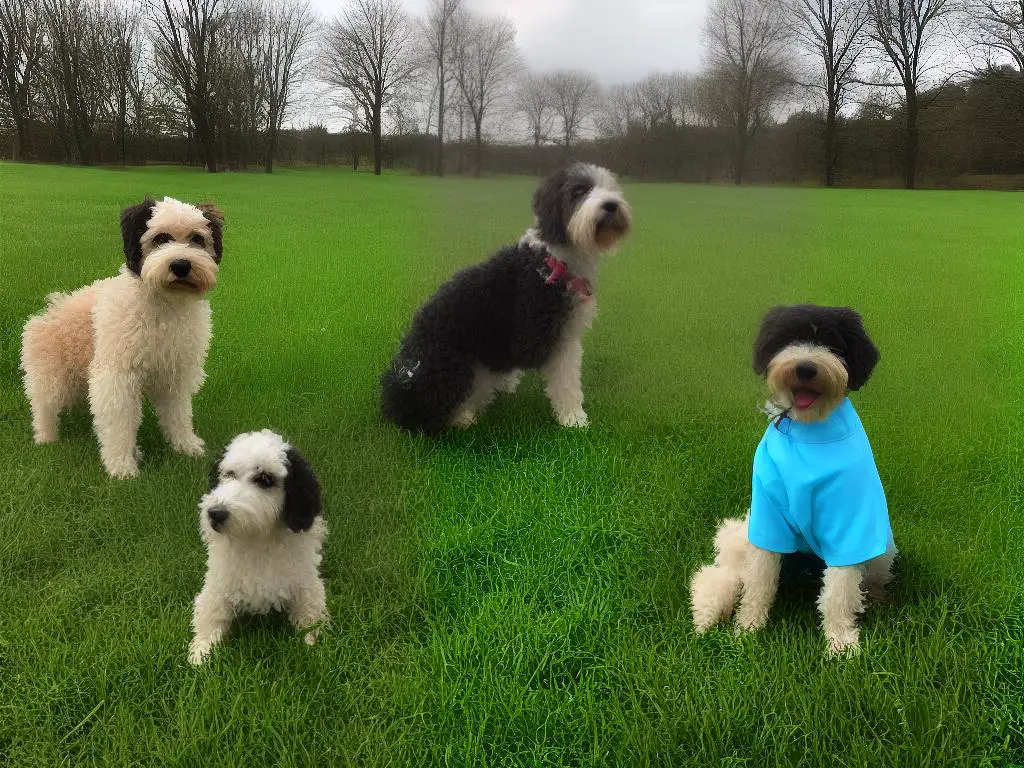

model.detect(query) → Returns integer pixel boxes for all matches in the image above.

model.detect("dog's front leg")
[734,546,782,632]
[818,565,866,656]
[189,586,234,665]
[88,367,143,478]
[542,339,587,427]
[149,381,205,456]
[288,580,329,646]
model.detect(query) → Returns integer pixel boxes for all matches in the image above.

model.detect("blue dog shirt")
[748,398,892,567]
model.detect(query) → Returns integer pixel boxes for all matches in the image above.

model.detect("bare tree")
[667,71,701,125]
[106,0,146,164]
[262,0,314,172]
[597,82,638,138]
[151,0,228,172]
[703,0,793,183]
[216,0,267,168]
[39,0,109,164]
[0,0,44,160]
[867,0,959,187]
[322,0,417,175]
[419,0,460,174]
[451,10,517,175]
[973,0,1024,70]
[516,70,554,172]
[545,69,598,157]
[791,0,871,185]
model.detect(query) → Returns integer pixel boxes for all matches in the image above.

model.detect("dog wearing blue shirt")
[690,305,895,656]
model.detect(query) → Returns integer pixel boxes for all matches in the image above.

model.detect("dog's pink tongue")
[794,391,818,409]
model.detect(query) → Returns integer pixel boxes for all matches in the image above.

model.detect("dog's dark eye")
[253,471,276,489]
[570,185,589,200]
[152,233,173,246]
[223,470,236,480]
[190,234,206,247]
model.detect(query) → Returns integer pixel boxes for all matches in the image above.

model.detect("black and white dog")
[381,164,633,434]
[189,430,328,665]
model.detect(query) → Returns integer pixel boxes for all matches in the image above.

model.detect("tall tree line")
[3,0,1024,188]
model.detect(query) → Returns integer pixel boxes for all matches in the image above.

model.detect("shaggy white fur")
[513,230,603,429]
[20,196,222,478]
[189,430,328,666]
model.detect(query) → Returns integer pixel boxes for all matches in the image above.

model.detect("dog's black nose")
[796,362,818,380]
[602,201,619,214]
[208,506,229,530]
[170,259,192,278]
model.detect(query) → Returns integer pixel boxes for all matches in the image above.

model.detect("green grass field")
[0,163,1021,766]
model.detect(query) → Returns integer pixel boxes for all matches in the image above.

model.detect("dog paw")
[451,410,477,429]
[692,617,714,634]
[187,643,210,666]
[175,435,206,457]
[733,612,768,634]
[557,409,589,428]
[303,629,319,646]
[105,458,139,479]
[826,631,860,658]
[497,371,522,394]
[33,431,58,445]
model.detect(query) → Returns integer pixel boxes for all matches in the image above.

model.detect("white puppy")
[21,196,224,478]
[189,430,329,666]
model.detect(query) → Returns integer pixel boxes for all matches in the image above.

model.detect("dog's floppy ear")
[283,446,321,533]
[120,197,155,275]
[532,167,570,245]
[197,203,224,262]
[752,305,789,376]
[208,448,227,490]
[832,307,880,391]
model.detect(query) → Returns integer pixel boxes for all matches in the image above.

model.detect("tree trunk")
[197,106,219,173]
[264,127,277,173]
[372,106,383,175]
[904,90,918,189]
[733,127,746,185]
[265,107,278,173]
[474,118,483,177]
[437,72,445,176]
[823,103,838,187]
[456,105,464,174]
[11,115,25,161]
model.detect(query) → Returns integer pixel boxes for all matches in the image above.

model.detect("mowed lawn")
[0,162,1021,766]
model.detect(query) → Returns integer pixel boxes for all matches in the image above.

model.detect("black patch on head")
[120,197,155,275]
[532,163,595,245]
[753,304,880,391]
[197,203,224,262]
[282,446,321,533]
[208,449,228,490]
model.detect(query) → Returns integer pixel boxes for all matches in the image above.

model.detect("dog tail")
[44,291,70,309]
[380,343,474,436]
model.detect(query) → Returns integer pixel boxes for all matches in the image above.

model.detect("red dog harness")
[542,255,592,302]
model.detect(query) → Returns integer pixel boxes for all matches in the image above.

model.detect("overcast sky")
[308,0,710,84]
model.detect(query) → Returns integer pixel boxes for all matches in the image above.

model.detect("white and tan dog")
[189,430,328,665]
[20,196,224,478]
[691,305,895,656]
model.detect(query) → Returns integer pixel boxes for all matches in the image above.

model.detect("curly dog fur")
[20,196,224,478]
[380,163,632,435]
[691,305,895,656]
[189,430,327,665]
